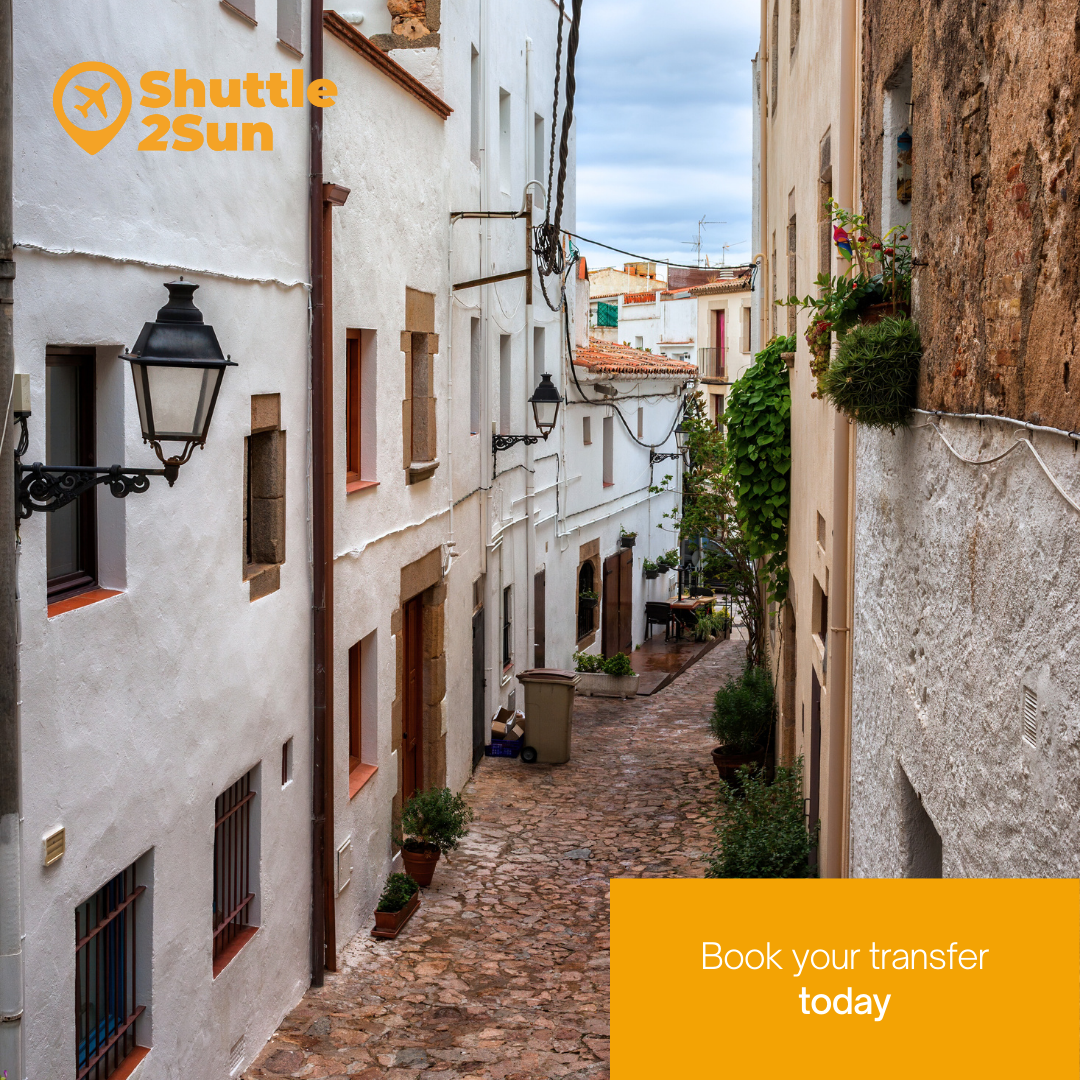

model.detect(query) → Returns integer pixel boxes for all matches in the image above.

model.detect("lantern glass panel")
[136,363,219,442]
[532,398,559,432]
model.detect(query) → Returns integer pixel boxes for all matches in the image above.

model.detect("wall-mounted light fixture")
[14,279,235,519]
[492,372,563,458]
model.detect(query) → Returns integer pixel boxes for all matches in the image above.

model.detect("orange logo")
[53,62,132,155]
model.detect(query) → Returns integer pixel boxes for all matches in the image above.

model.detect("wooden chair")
[645,601,674,641]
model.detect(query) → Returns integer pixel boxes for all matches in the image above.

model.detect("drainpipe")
[824,0,858,880]
[0,0,20,1072]
[757,0,769,351]
[309,0,337,985]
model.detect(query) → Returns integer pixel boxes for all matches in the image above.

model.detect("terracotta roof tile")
[573,338,697,378]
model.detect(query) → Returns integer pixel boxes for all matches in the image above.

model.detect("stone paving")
[244,636,746,1080]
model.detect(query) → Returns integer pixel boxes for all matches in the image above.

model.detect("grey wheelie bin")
[516,669,580,764]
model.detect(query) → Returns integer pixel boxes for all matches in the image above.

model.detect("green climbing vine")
[724,334,794,603]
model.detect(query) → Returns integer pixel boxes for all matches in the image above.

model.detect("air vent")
[1022,687,1038,746]
[229,1034,245,1074]
[43,826,65,867]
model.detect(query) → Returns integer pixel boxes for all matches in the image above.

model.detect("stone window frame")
[576,539,601,648]
[244,394,286,601]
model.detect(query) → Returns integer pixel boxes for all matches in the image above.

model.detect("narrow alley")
[245,639,746,1080]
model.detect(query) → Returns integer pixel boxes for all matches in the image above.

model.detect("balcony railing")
[698,347,725,380]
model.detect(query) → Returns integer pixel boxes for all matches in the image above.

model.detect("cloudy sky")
[570,2,759,273]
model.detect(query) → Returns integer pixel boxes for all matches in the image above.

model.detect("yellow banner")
[611,878,1079,1077]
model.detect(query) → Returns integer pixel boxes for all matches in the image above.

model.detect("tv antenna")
[680,215,726,267]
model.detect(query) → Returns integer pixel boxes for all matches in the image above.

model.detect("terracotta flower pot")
[371,891,421,940]
[860,302,910,325]
[711,745,768,785]
[401,843,441,887]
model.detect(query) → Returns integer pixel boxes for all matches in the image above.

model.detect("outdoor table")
[669,596,711,636]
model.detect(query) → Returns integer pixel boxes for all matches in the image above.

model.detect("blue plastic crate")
[485,736,524,758]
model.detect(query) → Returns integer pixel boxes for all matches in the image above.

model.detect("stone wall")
[371,0,442,51]
[860,1,1080,430]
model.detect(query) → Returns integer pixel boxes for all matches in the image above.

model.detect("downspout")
[309,0,335,985]
[0,0,20,1070]
[825,0,857,880]
[757,0,769,351]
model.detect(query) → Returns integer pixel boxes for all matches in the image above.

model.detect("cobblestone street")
[245,636,745,1080]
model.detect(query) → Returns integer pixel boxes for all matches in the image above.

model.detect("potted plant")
[709,664,775,784]
[399,787,473,887]
[619,526,637,549]
[820,314,921,429]
[642,558,659,580]
[693,607,730,642]
[371,872,421,939]
[574,651,639,699]
[578,588,598,614]
[656,548,679,573]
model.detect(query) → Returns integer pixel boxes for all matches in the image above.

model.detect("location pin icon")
[53,62,132,155]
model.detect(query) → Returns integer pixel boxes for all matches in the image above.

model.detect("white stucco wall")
[16,1,316,1076]
[850,416,1080,877]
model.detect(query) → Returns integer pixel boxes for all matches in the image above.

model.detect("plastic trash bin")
[516,669,580,764]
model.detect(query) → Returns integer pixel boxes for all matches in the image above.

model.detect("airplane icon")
[73,82,111,120]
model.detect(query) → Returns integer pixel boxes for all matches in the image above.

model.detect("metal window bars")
[213,772,255,963]
[75,865,145,1080]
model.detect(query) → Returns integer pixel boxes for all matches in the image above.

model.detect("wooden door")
[808,668,822,870]
[402,596,424,800]
[472,607,486,769]
[714,309,726,378]
[602,553,620,657]
[617,548,633,654]
[533,570,546,668]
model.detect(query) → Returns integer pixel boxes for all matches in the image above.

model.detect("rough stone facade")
[372,0,442,51]
[860,1,1080,430]
[850,417,1080,877]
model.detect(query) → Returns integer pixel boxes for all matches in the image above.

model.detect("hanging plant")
[820,314,921,429]
[725,334,793,603]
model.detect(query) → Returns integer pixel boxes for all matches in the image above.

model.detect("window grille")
[577,562,596,641]
[213,772,255,964]
[75,864,145,1080]
[1022,687,1038,746]
[502,585,512,669]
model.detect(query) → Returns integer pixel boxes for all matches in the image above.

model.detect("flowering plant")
[778,199,911,396]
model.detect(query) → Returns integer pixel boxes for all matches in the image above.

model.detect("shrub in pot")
[601,652,634,677]
[619,527,637,548]
[573,650,604,673]
[706,760,818,878]
[372,872,421,938]
[709,665,775,782]
[642,558,659,580]
[400,787,473,887]
[693,607,729,642]
[820,314,921,429]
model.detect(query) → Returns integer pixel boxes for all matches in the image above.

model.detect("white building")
[15,1,315,1077]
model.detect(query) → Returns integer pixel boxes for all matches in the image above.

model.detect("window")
[817,511,826,551]
[403,288,438,483]
[787,202,797,335]
[712,394,725,428]
[277,0,302,54]
[470,47,480,165]
[819,131,833,283]
[499,334,511,435]
[244,394,286,601]
[213,770,258,975]
[882,58,914,231]
[533,325,546,396]
[281,738,293,787]
[75,862,148,1080]
[577,561,596,641]
[740,306,751,352]
[582,415,592,444]
[47,348,97,603]
[636,407,643,439]
[790,0,800,55]
[348,633,378,797]
[602,416,614,486]
[221,0,256,24]
[346,329,376,490]
[470,317,481,434]
[534,113,545,186]
[499,89,511,194]
[813,576,828,654]
[634,336,643,350]
[502,585,512,669]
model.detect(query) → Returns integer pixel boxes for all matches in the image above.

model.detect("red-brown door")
[602,553,620,657]
[618,548,633,654]
[714,309,726,378]
[533,570,546,668]
[603,550,634,656]
[402,596,424,801]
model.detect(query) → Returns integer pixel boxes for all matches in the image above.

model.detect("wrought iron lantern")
[14,279,235,519]
[493,372,563,457]
[674,409,692,454]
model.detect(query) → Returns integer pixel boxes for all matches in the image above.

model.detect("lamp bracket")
[650,451,683,465]
[13,415,178,520]
[492,432,545,457]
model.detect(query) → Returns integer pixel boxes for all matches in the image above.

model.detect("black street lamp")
[492,372,563,457]
[14,279,235,519]
[650,406,692,465]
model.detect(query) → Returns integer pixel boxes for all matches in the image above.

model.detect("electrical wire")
[561,231,756,273]
[911,420,1080,517]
